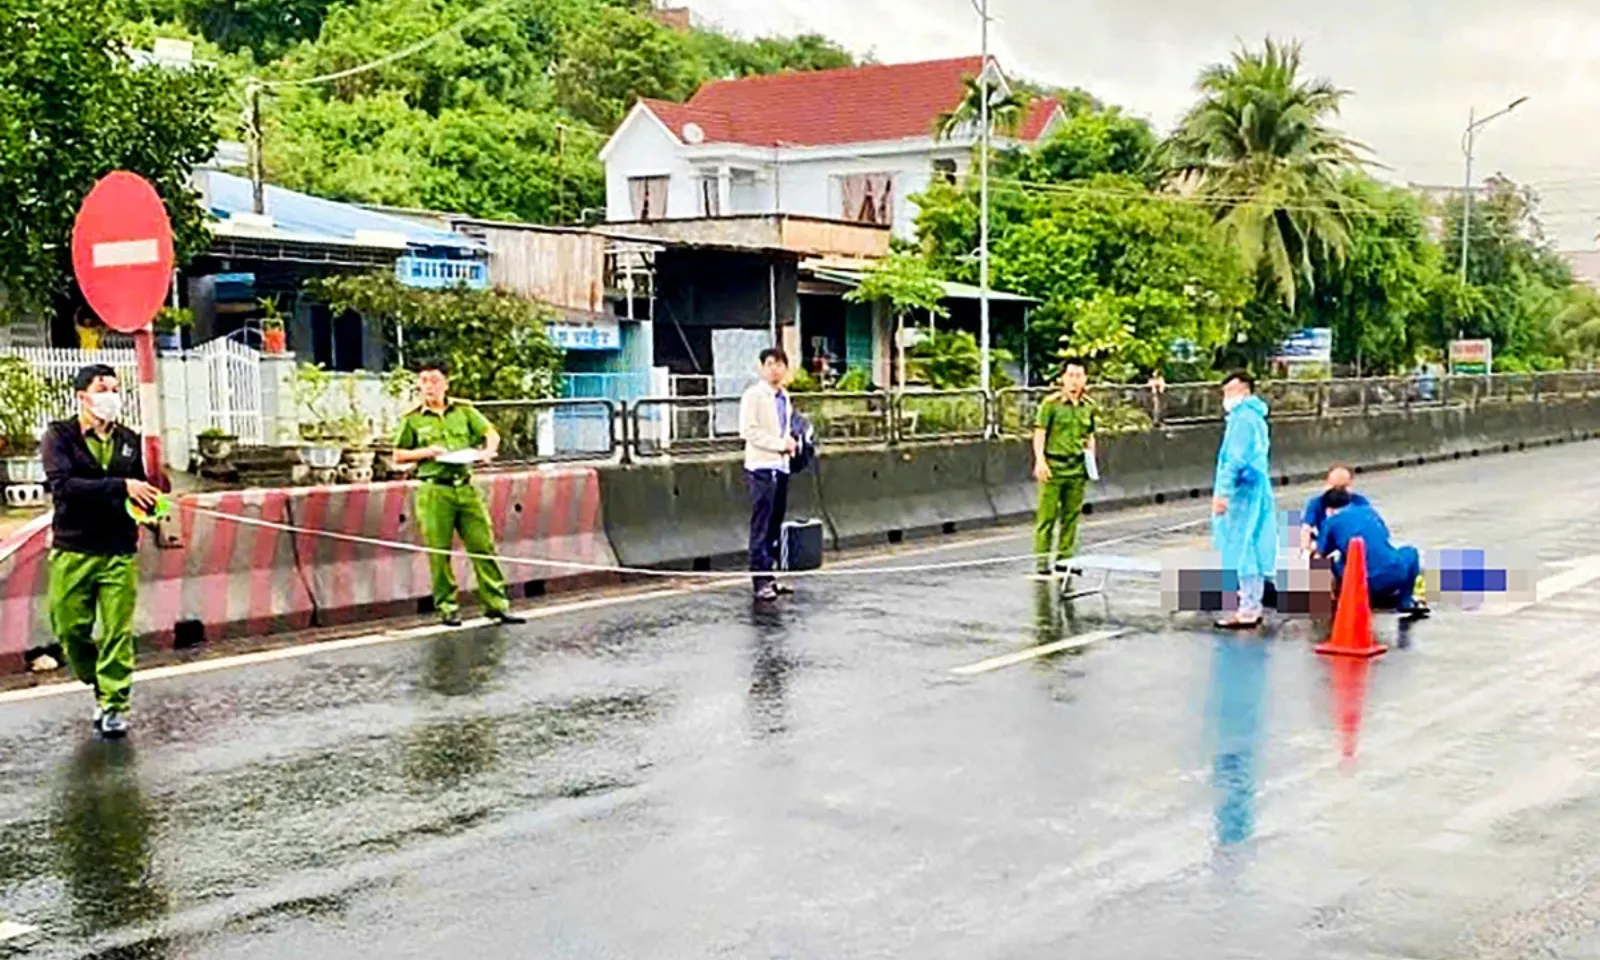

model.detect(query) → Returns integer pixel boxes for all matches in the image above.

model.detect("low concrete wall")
[7,396,1600,676]
[608,396,1600,569]
[0,467,613,673]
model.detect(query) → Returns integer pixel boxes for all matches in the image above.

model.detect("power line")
[257,0,523,90]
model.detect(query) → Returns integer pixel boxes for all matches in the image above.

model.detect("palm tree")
[1162,38,1367,309]
[936,74,1027,141]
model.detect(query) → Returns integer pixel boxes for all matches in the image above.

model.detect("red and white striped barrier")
[0,513,57,670]
[0,467,616,674]
[291,468,614,623]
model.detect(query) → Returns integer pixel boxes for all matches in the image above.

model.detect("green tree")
[1001,107,1156,185]
[845,253,948,387]
[551,6,701,129]
[914,174,1248,381]
[125,0,341,58]
[688,31,853,78]
[311,272,564,400]
[1301,175,1442,373]
[1161,38,1366,310]
[0,0,225,322]
[935,74,1027,140]
[1435,174,1576,366]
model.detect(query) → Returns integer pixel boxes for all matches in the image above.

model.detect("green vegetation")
[7,1,1591,383]
[0,0,225,322]
[914,36,1593,380]
[311,272,564,401]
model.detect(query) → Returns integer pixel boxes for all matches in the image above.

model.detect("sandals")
[1214,616,1264,630]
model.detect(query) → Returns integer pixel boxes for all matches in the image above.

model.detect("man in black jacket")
[42,364,161,738]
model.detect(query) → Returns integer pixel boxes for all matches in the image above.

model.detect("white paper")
[436,449,482,466]
[1085,448,1100,482]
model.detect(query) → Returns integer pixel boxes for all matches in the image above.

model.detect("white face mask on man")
[1222,394,1243,414]
[86,391,124,424]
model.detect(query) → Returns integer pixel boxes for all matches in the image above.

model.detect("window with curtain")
[836,173,894,226]
[629,176,669,220]
[697,175,721,217]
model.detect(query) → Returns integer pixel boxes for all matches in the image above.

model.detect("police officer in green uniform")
[392,359,526,627]
[42,364,162,738]
[1031,359,1098,574]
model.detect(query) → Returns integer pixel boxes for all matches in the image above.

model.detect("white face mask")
[1222,394,1243,414]
[86,391,124,423]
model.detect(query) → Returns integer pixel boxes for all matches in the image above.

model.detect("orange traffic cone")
[1315,536,1387,659]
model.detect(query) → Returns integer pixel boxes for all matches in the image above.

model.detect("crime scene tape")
[185,505,1211,582]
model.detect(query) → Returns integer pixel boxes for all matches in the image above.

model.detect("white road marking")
[951,629,1126,676]
[91,238,160,268]
[0,920,38,942]
[0,527,1051,707]
[1486,554,1600,618]
[0,589,685,706]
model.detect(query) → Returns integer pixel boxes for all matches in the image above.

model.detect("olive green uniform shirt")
[1035,393,1098,478]
[393,400,492,483]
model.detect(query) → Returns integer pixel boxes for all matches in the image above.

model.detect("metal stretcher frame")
[1030,553,1166,601]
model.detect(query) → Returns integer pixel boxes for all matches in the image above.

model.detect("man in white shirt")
[740,348,799,601]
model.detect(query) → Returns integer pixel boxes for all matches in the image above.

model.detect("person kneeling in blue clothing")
[1317,488,1429,617]
[1299,465,1368,554]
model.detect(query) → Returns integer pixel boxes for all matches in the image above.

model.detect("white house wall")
[604,111,701,222]
[604,121,979,239]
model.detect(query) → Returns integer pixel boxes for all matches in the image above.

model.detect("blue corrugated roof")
[203,170,482,253]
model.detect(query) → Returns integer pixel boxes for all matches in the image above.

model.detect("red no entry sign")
[71,171,175,334]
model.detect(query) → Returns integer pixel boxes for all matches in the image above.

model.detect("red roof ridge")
[688,55,987,102]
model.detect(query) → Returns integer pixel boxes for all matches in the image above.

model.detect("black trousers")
[746,469,789,590]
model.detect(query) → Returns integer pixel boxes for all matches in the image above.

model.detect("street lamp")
[1459,95,1528,282]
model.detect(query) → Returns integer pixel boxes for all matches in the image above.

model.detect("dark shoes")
[96,709,131,739]
[754,584,779,602]
[442,609,526,626]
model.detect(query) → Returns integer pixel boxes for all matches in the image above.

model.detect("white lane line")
[950,629,1126,676]
[91,238,160,268]
[0,589,686,706]
[0,529,1043,706]
[1486,554,1600,618]
[0,515,1186,706]
[0,920,38,942]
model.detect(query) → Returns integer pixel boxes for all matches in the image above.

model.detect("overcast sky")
[687,0,1600,250]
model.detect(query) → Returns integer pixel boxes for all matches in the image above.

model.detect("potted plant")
[0,356,50,485]
[154,306,194,353]
[290,363,342,472]
[195,425,237,463]
[260,299,288,355]
[371,367,416,479]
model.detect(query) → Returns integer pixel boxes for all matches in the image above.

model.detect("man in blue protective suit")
[1316,487,1429,617]
[1211,371,1278,629]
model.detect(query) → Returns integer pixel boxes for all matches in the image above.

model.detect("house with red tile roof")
[598,56,1065,241]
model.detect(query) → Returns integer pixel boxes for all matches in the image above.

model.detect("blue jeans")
[745,469,789,591]
[1371,545,1422,610]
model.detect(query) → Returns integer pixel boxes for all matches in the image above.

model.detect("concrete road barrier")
[817,444,996,548]
[0,467,612,672]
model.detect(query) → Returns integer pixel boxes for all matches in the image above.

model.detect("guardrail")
[475,398,620,465]
[471,372,1600,463]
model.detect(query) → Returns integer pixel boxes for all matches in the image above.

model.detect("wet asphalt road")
[7,444,1600,959]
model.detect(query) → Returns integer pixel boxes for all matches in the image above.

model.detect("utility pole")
[1458,96,1528,284]
[247,82,266,215]
[976,0,992,396]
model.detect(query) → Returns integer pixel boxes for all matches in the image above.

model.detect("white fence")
[192,338,264,443]
[3,340,264,464]
[5,347,146,431]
